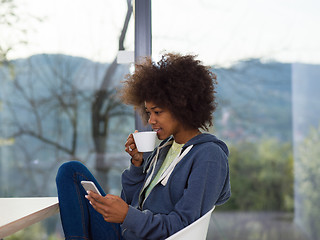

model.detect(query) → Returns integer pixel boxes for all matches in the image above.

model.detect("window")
[0,0,134,237]
[1,0,319,239]
[152,0,319,239]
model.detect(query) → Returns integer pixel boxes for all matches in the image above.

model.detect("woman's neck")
[173,128,201,144]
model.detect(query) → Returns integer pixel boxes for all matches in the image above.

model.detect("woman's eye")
[145,111,151,116]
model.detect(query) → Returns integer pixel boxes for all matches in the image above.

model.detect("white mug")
[132,131,157,152]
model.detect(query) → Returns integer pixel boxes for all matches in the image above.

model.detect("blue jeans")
[56,161,123,240]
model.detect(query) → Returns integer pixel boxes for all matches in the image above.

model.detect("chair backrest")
[165,206,215,240]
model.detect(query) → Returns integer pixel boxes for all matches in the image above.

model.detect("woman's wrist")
[130,151,144,166]
[131,158,144,167]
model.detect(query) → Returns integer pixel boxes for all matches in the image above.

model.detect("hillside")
[1,55,294,148]
[213,59,292,142]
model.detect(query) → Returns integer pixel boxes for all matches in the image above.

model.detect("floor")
[207,211,309,240]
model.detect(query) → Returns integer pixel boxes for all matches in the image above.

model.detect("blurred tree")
[0,0,41,63]
[221,139,294,211]
[2,55,94,195]
[1,0,134,195]
[1,54,132,196]
[91,0,133,189]
[0,0,41,197]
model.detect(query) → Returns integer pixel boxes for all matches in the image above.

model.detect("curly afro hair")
[120,52,218,131]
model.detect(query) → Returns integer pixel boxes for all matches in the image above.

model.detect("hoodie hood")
[184,133,229,157]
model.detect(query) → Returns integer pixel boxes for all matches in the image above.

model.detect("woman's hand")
[86,191,129,223]
[125,130,143,166]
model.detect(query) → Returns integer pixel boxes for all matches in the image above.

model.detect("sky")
[4,0,320,66]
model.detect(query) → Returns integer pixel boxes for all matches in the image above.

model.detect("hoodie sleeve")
[121,162,146,204]
[121,150,158,204]
[121,143,230,239]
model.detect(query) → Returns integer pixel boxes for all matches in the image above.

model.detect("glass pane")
[1,0,134,238]
[153,0,319,239]
[292,64,320,240]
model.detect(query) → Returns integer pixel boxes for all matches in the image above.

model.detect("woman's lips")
[153,128,164,139]
[153,128,161,133]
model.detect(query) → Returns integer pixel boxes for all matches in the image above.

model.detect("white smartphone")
[81,181,102,195]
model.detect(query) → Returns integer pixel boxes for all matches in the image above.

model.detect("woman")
[56,53,231,240]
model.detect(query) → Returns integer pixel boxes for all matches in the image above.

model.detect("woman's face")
[145,101,182,141]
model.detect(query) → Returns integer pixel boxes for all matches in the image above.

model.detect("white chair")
[165,206,215,240]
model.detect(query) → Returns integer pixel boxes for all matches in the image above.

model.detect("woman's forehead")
[144,101,166,110]
[144,101,157,109]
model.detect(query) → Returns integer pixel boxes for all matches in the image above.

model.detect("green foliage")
[5,222,62,240]
[295,124,320,240]
[220,139,294,211]
[5,223,56,240]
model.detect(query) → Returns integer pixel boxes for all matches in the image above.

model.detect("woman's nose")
[148,114,156,125]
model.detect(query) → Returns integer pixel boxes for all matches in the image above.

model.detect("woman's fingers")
[125,134,136,152]
[86,192,128,223]
[125,130,138,149]
[124,130,143,166]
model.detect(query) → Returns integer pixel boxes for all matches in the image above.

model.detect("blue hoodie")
[120,133,230,240]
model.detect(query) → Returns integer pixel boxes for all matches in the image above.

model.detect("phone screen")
[81,181,102,195]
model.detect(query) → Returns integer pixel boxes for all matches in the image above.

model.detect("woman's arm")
[121,162,146,204]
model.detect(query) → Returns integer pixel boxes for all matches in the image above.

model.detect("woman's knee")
[56,161,87,184]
